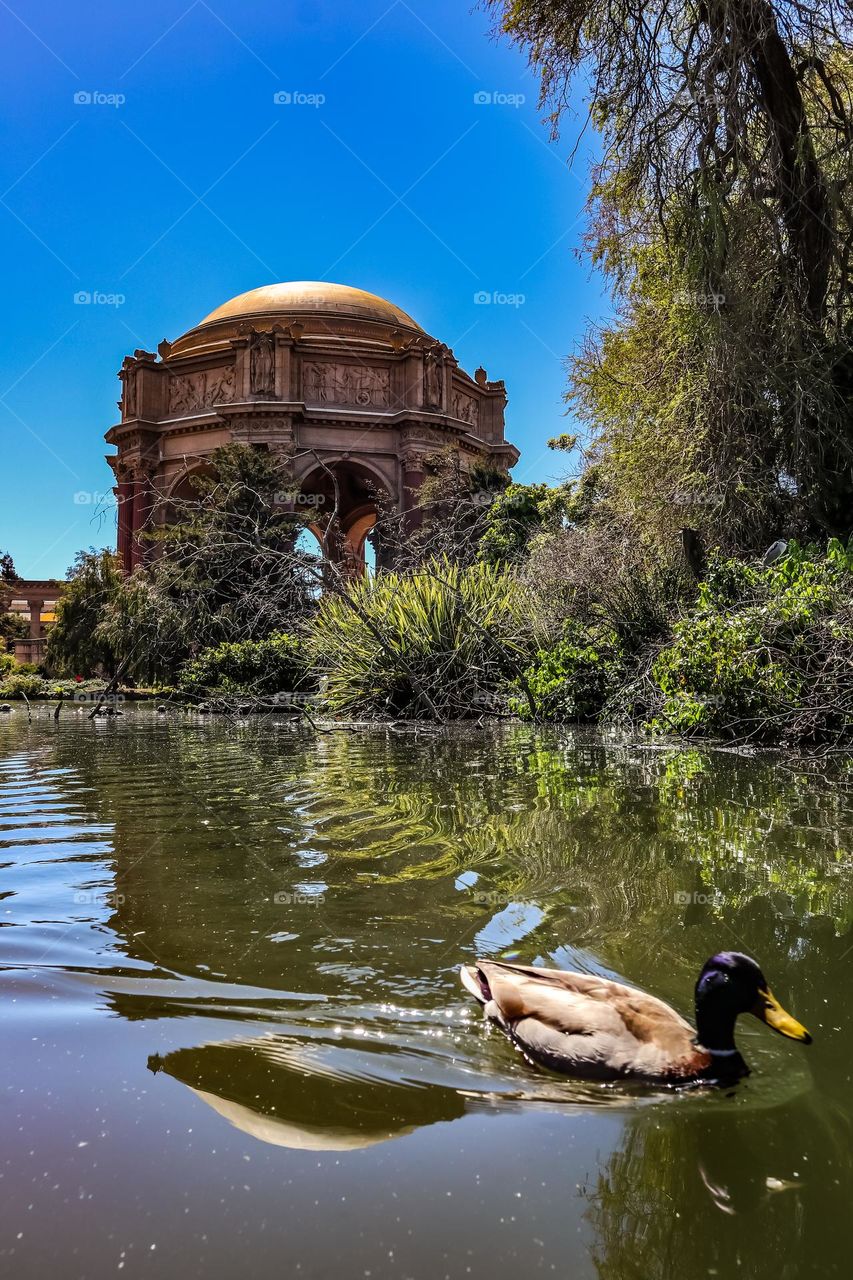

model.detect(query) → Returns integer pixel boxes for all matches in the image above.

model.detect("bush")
[177,632,309,698]
[0,675,116,701]
[516,625,624,721]
[648,540,853,744]
[308,558,536,719]
[0,673,50,699]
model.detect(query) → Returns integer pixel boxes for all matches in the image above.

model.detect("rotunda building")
[106,281,519,572]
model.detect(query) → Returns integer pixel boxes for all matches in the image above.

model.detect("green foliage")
[0,611,29,645]
[46,549,122,677]
[308,557,536,719]
[58,446,313,686]
[0,650,19,675]
[0,672,50,698]
[490,1,853,546]
[648,542,853,743]
[478,482,570,564]
[515,625,624,721]
[178,633,309,698]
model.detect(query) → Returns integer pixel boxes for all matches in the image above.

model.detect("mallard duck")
[460,951,811,1084]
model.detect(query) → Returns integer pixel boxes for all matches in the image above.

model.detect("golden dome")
[169,281,424,357]
[199,281,423,331]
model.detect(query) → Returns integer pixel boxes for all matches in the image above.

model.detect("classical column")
[401,450,426,535]
[117,477,134,573]
[27,598,44,638]
[130,474,154,570]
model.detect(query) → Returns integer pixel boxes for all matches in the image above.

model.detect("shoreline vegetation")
[2,456,851,751]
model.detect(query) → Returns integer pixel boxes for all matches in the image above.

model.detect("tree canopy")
[488,0,853,547]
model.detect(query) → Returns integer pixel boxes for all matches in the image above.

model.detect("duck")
[460,951,811,1084]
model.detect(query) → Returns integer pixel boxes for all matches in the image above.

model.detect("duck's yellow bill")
[753,988,812,1044]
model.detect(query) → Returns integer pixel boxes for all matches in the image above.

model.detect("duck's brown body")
[461,960,719,1082]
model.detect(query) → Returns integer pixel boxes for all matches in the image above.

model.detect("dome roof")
[200,281,422,330]
[170,281,424,357]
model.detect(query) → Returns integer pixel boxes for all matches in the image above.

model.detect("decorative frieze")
[451,389,480,427]
[169,366,236,414]
[303,361,391,408]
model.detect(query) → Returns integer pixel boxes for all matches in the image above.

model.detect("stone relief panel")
[169,366,236,415]
[303,361,391,408]
[451,389,480,427]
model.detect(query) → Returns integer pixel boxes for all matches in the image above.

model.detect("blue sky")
[0,0,606,579]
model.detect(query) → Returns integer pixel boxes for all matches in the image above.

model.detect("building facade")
[0,579,61,665]
[105,281,519,572]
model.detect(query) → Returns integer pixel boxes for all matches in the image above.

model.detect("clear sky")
[0,0,606,580]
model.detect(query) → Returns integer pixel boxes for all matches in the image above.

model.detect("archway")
[295,459,390,576]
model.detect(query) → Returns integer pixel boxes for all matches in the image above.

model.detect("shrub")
[515,626,624,721]
[0,673,50,699]
[521,520,690,651]
[307,557,536,719]
[177,632,309,698]
[648,540,853,743]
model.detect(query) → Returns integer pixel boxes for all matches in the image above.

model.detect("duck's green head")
[696,952,812,1046]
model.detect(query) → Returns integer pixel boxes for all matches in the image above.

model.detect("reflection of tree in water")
[44,719,853,1015]
[585,1096,852,1280]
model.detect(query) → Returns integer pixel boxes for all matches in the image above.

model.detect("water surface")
[1,707,852,1278]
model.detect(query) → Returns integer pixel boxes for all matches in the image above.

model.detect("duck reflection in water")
[148,1036,469,1152]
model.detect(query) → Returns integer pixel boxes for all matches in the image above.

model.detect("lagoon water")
[1,706,851,1278]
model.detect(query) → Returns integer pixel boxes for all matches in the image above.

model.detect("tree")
[45,549,122,676]
[488,0,853,545]
[97,445,314,683]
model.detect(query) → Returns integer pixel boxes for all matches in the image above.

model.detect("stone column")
[27,599,44,638]
[117,477,134,573]
[130,474,155,570]
[401,450,426,536]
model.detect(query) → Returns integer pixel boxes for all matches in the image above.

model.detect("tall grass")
[308,557,536,720]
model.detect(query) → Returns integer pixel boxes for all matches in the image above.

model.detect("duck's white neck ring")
[707,1047,740,1057]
